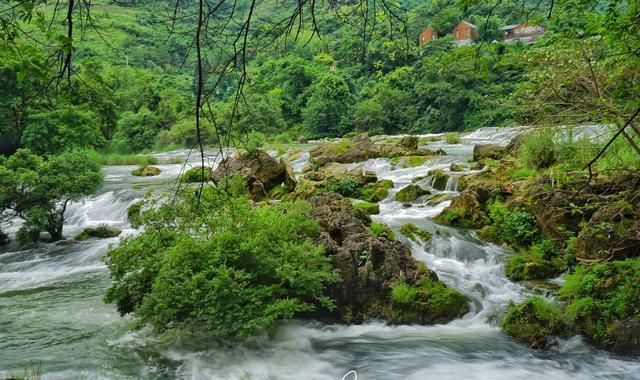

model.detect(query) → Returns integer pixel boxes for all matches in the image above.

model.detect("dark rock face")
[609,316,640,356]
[473,144,506,161]
[307,193,469,324]
[212,150,287,200]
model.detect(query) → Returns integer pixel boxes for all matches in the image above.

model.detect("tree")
[104,180,337,337]
[111,107,163,152]
[0,149,103,242]
[303,72,353,137]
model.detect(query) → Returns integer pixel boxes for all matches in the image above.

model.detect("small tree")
[0,149,103,242]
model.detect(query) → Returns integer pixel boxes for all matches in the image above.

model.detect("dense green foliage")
[559,258,640,349]
[104,180,337,337]
[0,149,103,242]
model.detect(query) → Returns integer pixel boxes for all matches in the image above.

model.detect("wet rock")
[450,163,465,172]
[436,190,489,228]
[76,226,122,240]
[429,170,449,191]
[310,134,378,167]
[353,201,380,215]
[609,317,640,356]
[503,297,566,349]
[395,184,430,202]
[297,136,308,144]
[127,201,143,228]
[397,136,419,150]
[307,193,469,324]
[38,231,52,243]
[280,158,297,189]
[473,144,506,161]
[131,165,161,177]
[212,150,288,201]
[399,223,432,243]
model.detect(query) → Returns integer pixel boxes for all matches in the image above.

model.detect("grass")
[445,133,460,144]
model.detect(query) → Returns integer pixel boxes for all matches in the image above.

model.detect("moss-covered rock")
[390,278,469,324]
[181,166,213,182]
[76,225,122,240]
[131,165,161,177]
[503,297,566,349]
[368,222,396,241]
[395,184,430,202]
[399,223,432,243]
[429,169,449,191]
[436,191,489,228]
[559,258,640,355]
[450,163,465,172]
[473,144,507,161]
[359,179,394,203]
[354,201,380,215]
[397,136,419,150]
[394,155,431,168]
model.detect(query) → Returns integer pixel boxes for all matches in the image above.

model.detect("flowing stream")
[1,128,639,379]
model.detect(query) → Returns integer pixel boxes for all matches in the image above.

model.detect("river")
[1,128,639,379]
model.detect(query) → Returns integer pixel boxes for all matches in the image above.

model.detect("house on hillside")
[452,21,477,46]
[502,23,545,43]
[419,27,437,46]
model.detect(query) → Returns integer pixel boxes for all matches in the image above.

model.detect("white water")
[1,128,640,379]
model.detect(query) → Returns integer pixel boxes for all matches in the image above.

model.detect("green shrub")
[503,296,566,349]
[518,129,557,169]
[487,200,537,247]
[104,179,338,338]
[81,148,159,166]
[505,240,561,281]
[319,177,361,198]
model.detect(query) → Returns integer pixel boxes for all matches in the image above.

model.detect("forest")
[1,0,640,378]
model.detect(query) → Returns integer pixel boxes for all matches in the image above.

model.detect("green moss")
[445,133,460,144]
[503,296,566,349]
[558,259,640,352]
[131,165,161,176]
[368,222,395,241]
[390,279,469,324]
[396,155,431,168]
[436,208,477,228]
[395,184,430,202]
[359,179,394,203]
[399,223,432,243]
[505,240,567,281]
[354,201,380,215]
[268,185,290,200]
[429,169,449,191]
[486,200,538,247]
[449,163,465,172]
[76,224,122,240]
[181,166,213,182]
[319,176,361,197]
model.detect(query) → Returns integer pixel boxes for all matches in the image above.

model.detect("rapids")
[1,128,639,379]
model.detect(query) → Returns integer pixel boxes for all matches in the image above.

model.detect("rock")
[450,163,465,172]
[75,226,122,240]
[395,184,430,202]
[307,193,469,324]
[131,165,161,177]
[359,179,394,203]
[181,166,213,182]
[353,201,380,215]
[310,134,378,167]
[574,201,640,262]
[473,144,506,161]
[436,190,490,228]
[297,136,308,144]
[280,158,297,189]
[502,297,566,349]
[427,193,456,206]
[397,136,419,150]
[399,223,432,243]
[434,148,447,156]
[304,171,326,182]
[609,316,640,356]
[38,231,52,243]
[0,230,8,246]
[429,170,449,191]
[212,150,288,201]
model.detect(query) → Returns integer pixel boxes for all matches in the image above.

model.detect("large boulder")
[76,226,122,240]
[131,165,161,177]
[310,134,378,167]
[436,190,490,228]
[397,136,419,150]
[212,150,287,200]
[473,144,507,161]
[307,193,469,324]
